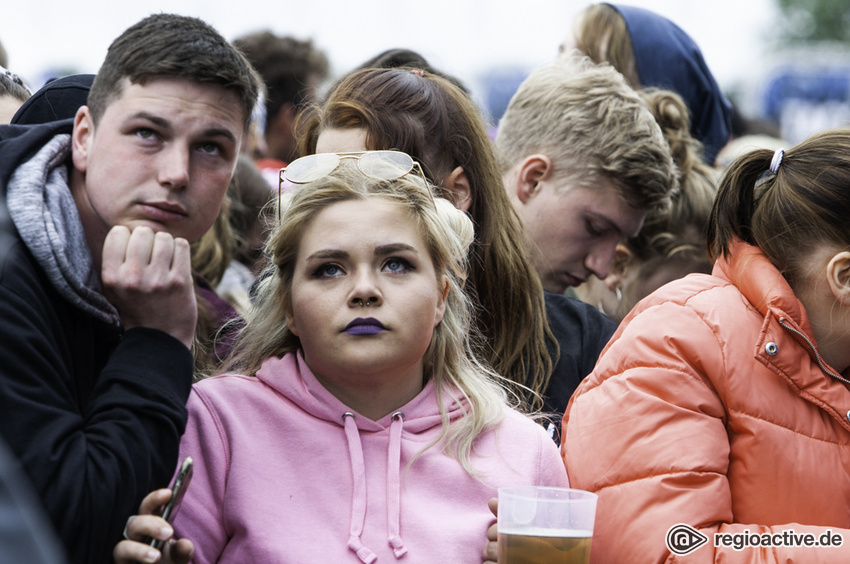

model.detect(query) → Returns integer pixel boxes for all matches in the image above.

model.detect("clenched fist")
[101,226,197,349]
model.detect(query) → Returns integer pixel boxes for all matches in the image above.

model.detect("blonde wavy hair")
[496,52,677,215]
[222,164,512,473]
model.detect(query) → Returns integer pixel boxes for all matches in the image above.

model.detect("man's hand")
[102,226,196,349]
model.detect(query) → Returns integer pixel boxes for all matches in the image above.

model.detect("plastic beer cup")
[498,486,597,564]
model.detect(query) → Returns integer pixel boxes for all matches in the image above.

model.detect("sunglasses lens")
[359,151,414,180]
[284,153,340,183]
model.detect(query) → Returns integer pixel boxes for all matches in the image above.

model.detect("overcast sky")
[3,1,780,115]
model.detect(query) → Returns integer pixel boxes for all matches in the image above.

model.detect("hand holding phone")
[149,457,193,551]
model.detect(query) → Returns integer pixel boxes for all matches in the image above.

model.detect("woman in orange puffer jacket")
[563,128,850,563]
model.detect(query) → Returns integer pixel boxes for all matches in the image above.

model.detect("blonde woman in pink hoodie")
[115,153,567,564]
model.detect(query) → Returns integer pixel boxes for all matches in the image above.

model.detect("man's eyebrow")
[129,112,237,145]
[588,212,625,236]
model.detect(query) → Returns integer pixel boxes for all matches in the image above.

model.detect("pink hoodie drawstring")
[387,412,408,557]
[342,411,409,562]
[343,412,377,564]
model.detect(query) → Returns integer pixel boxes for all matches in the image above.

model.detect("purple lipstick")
[344,317,386,335]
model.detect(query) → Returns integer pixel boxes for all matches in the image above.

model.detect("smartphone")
[149,456,193,551]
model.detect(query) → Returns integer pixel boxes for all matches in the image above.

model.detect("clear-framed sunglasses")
[278,150,434,219]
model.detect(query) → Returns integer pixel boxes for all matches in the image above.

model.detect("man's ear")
[604,243,633,292]
[826,251,850,306]
[444,166,472,212]
[514,155,552,204]
[71,106,94,173]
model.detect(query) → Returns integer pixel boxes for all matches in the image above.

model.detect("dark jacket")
[0,119,194,564]
[541,291,616,435]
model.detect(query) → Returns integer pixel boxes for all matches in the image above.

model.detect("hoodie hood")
[255,352,468,563]
[6,133,121,326]
[609,3,732,165]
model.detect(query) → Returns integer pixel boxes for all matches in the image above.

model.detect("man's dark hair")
[233,31,328,125]
[87,13,261,128]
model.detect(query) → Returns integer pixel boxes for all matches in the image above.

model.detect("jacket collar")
[712,238,813,338]
[715,239,850,426]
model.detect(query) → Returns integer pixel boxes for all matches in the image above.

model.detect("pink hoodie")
[172,352,568,563]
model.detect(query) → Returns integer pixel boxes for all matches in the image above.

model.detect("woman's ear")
[826,251,850,305]
[434,277,449,326]
[445,166,472,212]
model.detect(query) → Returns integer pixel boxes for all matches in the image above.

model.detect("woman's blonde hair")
[223,164,511,473]
[573,3,640,88]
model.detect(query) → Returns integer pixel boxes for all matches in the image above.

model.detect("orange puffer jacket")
[563,239,850,563]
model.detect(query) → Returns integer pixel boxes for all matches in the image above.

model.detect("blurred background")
[3,0,849,144]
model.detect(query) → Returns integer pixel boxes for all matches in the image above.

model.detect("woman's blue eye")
[314,264,343,277]
[384,258,413,273]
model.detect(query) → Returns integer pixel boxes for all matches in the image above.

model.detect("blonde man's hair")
[496,52,677,214]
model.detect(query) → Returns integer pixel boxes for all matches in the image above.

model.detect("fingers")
[101,225,197,348]
[126,514,173,543]
[115,514,170,564]
[139,489,174,515]
[483,496,499,562]
[114,539,161,564]
[482,536,498,562]
[166,538,196,564]
[102,225,131,277]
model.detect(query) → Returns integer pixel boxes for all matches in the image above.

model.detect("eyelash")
[310,257,415,279]
[312,263,344,278]
[383,257,414,273]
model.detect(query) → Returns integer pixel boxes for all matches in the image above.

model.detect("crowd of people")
[1,4,849,564]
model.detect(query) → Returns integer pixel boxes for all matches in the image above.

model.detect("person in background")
[233,31,329,182]
[563,2,732,166]
[563,129,850,562]
[573,88,718,322]
[297,66,615,428]
[0,436,67,563]
[496,52,678,297]
[349,47,470,94]
[216,153,275,312]
[0,66,31,123]
[0,14,260,563]
[115,156,568,564]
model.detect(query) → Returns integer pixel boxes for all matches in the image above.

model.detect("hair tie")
[410,69,425,77]
[769,148,785,174]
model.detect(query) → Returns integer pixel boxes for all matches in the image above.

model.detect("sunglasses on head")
[277,150,434,220]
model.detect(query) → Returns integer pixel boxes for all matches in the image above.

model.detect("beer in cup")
[498,486,597,564]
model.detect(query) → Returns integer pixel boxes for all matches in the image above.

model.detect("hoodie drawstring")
[387,412,408,557]
[342,411,409,562]
[343,412,377,564]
